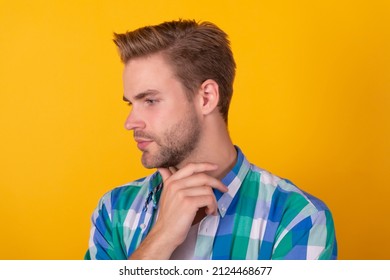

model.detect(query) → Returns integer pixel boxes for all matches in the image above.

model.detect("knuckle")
[181,196,191,205]
[205,195,215,205]
[169,181,180,191]
[176,190,186,201]
[204,186,214,194]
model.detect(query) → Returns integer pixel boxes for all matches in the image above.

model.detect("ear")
[198,79,219,116]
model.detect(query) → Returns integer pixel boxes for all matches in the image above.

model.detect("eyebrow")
[123,89,159,104]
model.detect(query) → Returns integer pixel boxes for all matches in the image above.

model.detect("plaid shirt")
[85,147,337,260]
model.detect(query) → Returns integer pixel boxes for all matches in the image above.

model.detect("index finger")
[169,162,218,181]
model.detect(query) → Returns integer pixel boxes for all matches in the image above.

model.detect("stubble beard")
[140,109,202,169]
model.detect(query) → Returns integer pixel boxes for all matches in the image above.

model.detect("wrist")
[128,223,180,260]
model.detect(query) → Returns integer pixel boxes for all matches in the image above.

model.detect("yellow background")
[0,0,389,259]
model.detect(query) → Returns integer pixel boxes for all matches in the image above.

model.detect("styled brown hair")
[113,19,236,123]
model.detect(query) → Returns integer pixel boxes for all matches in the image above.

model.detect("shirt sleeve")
[271,207,337,260]
[85,191,120,260]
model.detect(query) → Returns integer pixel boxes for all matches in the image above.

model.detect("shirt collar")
[215,146,250,217]
[147,146,250,218]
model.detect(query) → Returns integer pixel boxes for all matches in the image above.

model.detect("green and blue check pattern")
[85,147,337,259]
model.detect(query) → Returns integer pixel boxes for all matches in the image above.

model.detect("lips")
[134,138,153,150]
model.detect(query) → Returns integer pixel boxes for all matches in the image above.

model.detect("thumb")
[158,167,172,184]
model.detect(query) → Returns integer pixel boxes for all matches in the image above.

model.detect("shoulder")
[239,158,336,259]
[94,172,160,214]
[246,164,331,215]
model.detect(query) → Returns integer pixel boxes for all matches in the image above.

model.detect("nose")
[124,108,145,130]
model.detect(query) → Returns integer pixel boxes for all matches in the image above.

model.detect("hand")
[129,162,228,259]
[155,163,228,248]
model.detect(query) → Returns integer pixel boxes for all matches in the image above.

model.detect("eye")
[145,99,158,105]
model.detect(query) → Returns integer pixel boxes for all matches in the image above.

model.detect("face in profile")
[123,53,202,168]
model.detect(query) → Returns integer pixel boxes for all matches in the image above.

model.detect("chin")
[141,151,179,169]
[141,159,155,169]
[141,160,174,170]
[141,157,162,169]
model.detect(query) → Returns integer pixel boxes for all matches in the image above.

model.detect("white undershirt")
[169,223,200,260]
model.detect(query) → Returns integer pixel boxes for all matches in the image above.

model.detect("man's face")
[123,53,201,168]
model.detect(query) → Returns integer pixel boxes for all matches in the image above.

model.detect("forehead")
[123,53,176,90]
[122,53,192,103]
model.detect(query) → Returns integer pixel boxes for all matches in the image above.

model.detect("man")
[85,19,337,260]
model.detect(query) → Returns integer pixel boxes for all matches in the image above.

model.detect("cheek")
[154,107,182,125]
[145,101,191,133]
[144,113,168,140]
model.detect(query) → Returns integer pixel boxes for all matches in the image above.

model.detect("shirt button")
[221,207,226,212]
[140,224,146,230]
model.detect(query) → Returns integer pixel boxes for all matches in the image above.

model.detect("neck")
[176,117,237,180]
